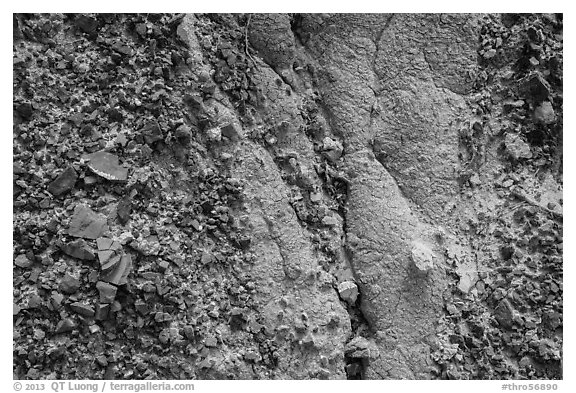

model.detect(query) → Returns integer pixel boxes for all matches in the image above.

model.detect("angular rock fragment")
[68,205,108,239]
[410,241,435,272]
[84,151,128,181]
[55,318,76,334]
[59,273,81,294]
[345,337,378,359]
[141,121,163,145]
[95,304,110,320]
[321,137,343,162]
[534,101,557,125]
[116,197,132,224]
[221,123,241,141]
[96,281,117,304]
[14,254,32,268]
[520,72,551,102]
[505,133,532,160]
[61,239,96,261]
[47,166,78,196]
[100,253,132,285]
[338,281,359,304]
[75,15,99,35]
[494,299,516,329]
[70,302,95,317]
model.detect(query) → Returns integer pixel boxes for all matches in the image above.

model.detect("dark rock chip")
[96,281,117,304]
[14,254,33,268]
[70,302,95,317]
[15,102,33,120]
[55,318,76,334]
[111,42,133,57]
[61,239,96,261]
[520,72,551,103]
[75,15,99,35]
[84,151,128,181]
[116,197,132,224]
[47,166,78,196]
[494,299,515,329]
[95,304,110,320]
[135,300,149,315]
[141,121,163,145]
[68,205,108,239]
[221,123,240,141]
[59,273,81,294]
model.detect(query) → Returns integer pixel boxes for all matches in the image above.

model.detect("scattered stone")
[111,42,133,57]
[175,124,192,144]
[494,299,515,329]
[55,318,76,334]
[97,237,115,251]
[338,281,359,304]
[321,215,338,226]
[14,254,32,268]
[520,72,551,102]
[96,281,117,304]
[116,197,132,224]
[75,15,99,35]
[95,304,110,320]
[15,102,33,120]
[534,101,556,125]
[13,303,21,315]
[457,271,477,293]
[134,300,149,315]
[345,337,377,359]
[47,166,78,196]
[61,239,96,261]
[68,205,108,239]
[505,133,532,160]
[84,151,128,181]
[410,241,435,272]
[221,123,240,141]
[244,351,261,362]
[321,137,343,162]
[70,302,95,317]
[141,121,163,145]
[96,355,108,367]
[59,273,81,294]
[483,48,497,59]
[206,127,221,142]
[204,335,218,347]
[101,253,132,285]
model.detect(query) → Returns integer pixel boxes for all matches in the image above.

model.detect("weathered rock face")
[13,13,563,380]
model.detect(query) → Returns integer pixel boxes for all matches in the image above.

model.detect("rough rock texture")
[13,13,562,380]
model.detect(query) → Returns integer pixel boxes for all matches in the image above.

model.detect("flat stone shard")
[96,281,117,303]
[61,239,96,261]
[47,166,78,196]
[68,205,108,239]
[410,241,435,272]
[100,253,132,285]
[338,281,359,304]
[84,151,128,181]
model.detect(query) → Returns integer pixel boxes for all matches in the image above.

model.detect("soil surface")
[13,13,563,380]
